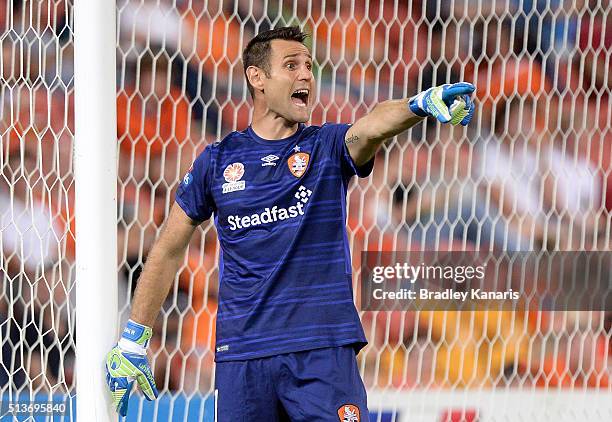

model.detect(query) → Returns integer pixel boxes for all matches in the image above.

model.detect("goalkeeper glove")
[105,319,158,416]
[409,82,475,125]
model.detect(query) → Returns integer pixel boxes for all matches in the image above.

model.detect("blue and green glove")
[105,320,158,416]
[409,82,476,125]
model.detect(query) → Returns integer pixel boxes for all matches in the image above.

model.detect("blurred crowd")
[0,0,610,399]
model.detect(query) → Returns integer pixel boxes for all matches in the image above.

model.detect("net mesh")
[1,0,610,420]
[0,0,76,405]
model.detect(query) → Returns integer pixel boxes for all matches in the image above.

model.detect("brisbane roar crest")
[287,152,310,178]
[337,404,360,422]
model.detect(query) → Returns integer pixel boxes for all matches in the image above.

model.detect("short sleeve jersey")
[175,123,373,362]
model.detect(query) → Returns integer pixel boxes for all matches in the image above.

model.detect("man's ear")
[246,66,265,93]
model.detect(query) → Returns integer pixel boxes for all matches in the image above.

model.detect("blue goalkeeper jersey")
[175,123,372,362]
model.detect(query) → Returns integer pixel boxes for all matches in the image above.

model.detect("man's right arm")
[129,203,200,327]
[106,203,199,416]
[107,147,213,416]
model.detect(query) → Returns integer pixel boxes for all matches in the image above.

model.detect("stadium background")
[0,0,610,420]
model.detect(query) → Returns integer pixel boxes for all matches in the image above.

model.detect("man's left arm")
[345,82,476,167]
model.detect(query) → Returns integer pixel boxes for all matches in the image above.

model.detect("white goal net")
[1,0,610,421]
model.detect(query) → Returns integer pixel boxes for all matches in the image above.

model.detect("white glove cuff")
[118,337,148,355]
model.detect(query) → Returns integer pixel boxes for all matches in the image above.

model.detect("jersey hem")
[214,338,368,363]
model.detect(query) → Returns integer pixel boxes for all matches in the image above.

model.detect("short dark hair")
[243,26,308,98]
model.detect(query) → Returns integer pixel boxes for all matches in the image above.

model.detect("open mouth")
[291,89,309,107]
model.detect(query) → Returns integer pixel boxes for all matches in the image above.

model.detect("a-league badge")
[222,162,246,193]
[287,152,310,178]
[337,404,360,422]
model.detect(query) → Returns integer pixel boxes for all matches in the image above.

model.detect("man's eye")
[306,63,312,70]
[286,63,295,70]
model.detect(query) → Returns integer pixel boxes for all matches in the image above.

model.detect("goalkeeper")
[105,26,474,421]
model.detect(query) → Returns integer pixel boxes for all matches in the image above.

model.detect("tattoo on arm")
[345,134,360,145]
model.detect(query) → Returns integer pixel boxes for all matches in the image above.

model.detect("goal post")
[73,0,117,419]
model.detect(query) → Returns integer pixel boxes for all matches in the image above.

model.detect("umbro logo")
[261,154,279,167]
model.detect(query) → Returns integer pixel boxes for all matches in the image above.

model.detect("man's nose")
[297,65,312,81]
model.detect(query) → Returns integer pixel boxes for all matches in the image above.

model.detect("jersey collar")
[247,123,305,146]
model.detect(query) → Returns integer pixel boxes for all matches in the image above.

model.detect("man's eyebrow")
[282,53,313,60]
